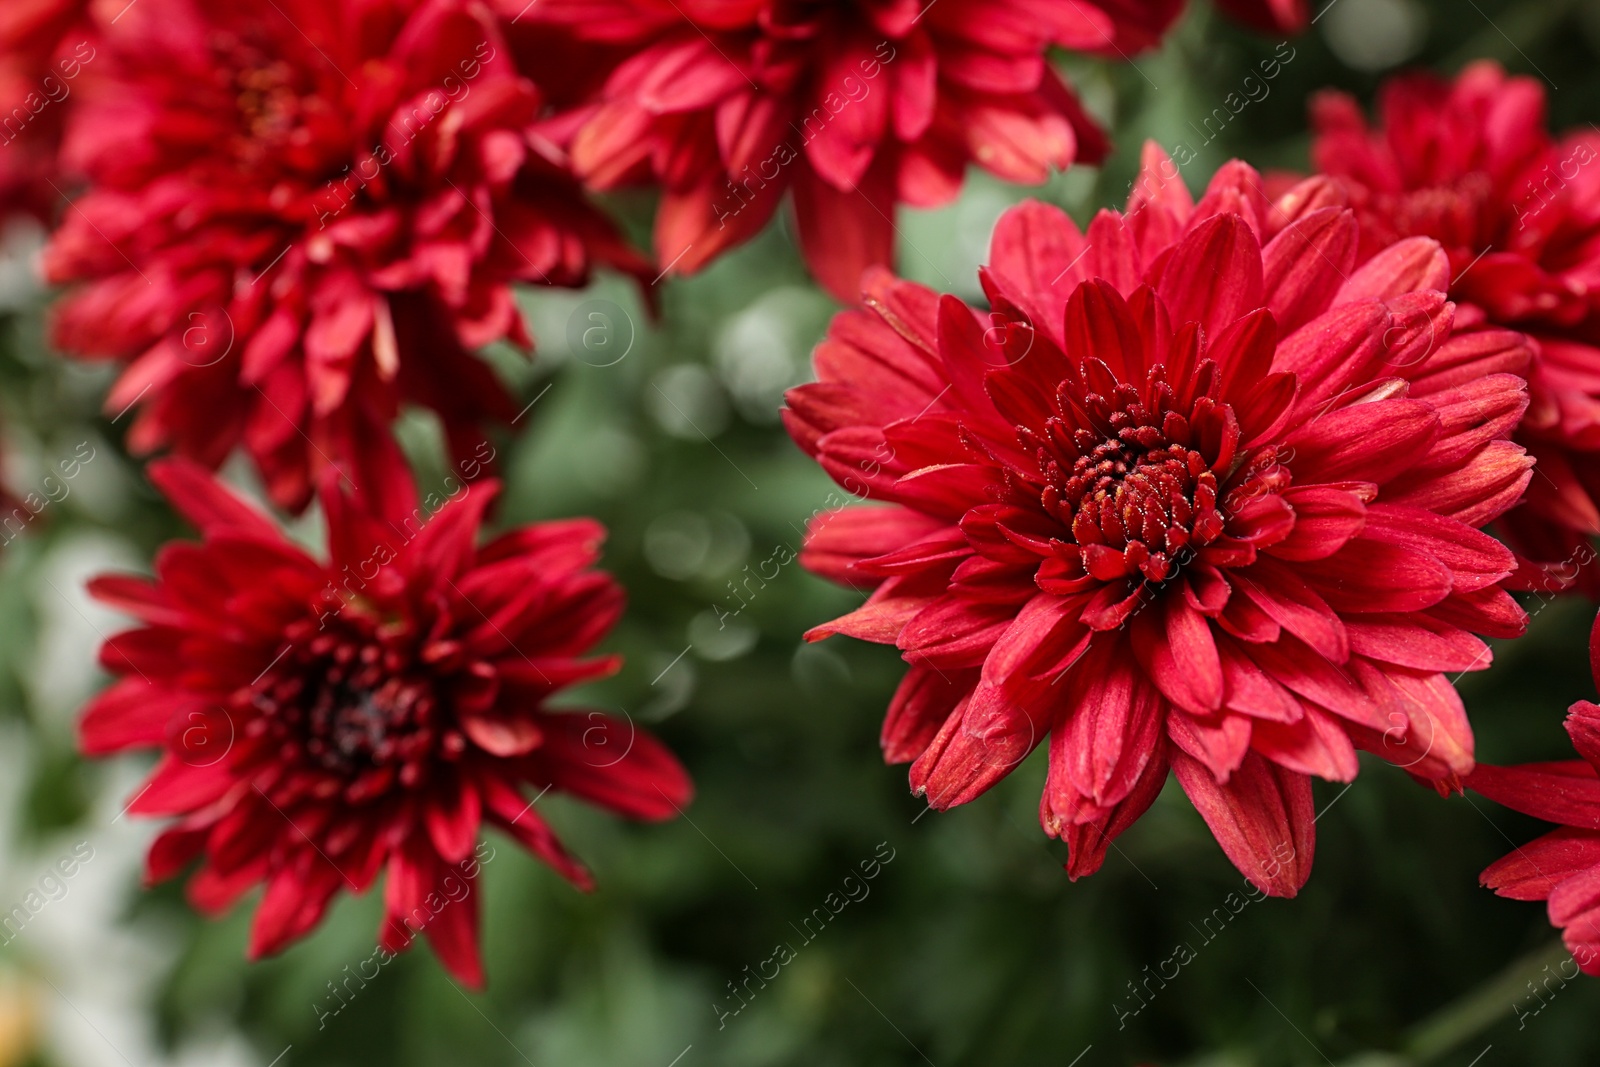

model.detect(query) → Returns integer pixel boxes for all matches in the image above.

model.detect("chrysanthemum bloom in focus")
[43,0,649,514]
[1310,61,1600,591]
[785,145,1533,895]
[78,459,691,986]
[1474,609,1600,973]
[515,0,1188,302]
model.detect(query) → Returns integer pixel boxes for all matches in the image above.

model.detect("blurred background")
[4,0,1600,1064]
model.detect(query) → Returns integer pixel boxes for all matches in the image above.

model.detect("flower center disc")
[1036,383,1225,584]
[241,624,454,798]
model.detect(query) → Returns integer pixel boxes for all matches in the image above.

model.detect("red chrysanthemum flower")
[1213,0,1307,34]
[78,459,691,986]
[42,0,649,514]
[785,145,1534,896]
[1474,609,1600,974]
[1309,61,1600,590]
[515,0,1186,302]
[0,0,92,221]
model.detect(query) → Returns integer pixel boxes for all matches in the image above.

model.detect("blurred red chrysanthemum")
[0,0,87,58]
[1473,609,1600,974]
[43,0,649,514]
[0,0,92,221]
[514,0,1187,302]
[785,145,1534,896]
[1213,0,1307,35]
[1309,61,1600,590]
[78,459,691,986]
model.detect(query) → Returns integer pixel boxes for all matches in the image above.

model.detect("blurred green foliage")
[5,1,1600,1065]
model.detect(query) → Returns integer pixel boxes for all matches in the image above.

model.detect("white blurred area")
[0,526,262,1066]
[0,220,45,314]
[1321,0,1429,71]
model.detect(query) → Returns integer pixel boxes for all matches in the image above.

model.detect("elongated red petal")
[1174,747,1316,897]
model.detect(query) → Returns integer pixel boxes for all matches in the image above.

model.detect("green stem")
[1403,939,1572,1062]
[1333,939,1573,1067]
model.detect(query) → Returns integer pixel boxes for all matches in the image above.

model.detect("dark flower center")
[240,623,462,797]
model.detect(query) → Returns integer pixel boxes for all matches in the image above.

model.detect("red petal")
[1131,595,1223,715]
[882,665,977,764]
[480,775,593,889]
[147,458,281,540]
[86,574,187,628]
[1249,708,1360,782]
[803,506,950,584]
[1357,662,1475,780]
[910,595,1084,807]
[1233,557,1348,662]
[426,776,482,864]
[530,711,695,821]
[635,38,748,113]
[460,711,543,758]
[1167,711,1253,782]
[1344,615,1490,672]
[1274,301,1387,419]
[129,756,236,817]
[807,578,935,644]
[1571,700,1600,773]
[1051,640,1166,809]
[1283,398,1440,485]
[146,825,208,885]
[1218,637,1303,722]
[423,872,484,989]
[1333,236,1449,304]
[1261,207,1357,333]
[1299,538,1454,614]
[1048,748,1170,881]
[249,850,343,959]
[1384,439,1532,528]
[792,155,895,304]
[1156,214,1264,337]
[1483,827,1600,901]
[1268,485,1367,562]
[1172,747,1315,897]
[408,479,499,587]
[987,198,1089,343]
[802,36,890,190]
[1245,636,1381,728]
[79,679,172,755]
[1360,504,1514,593]
[1470,760,1600,829]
